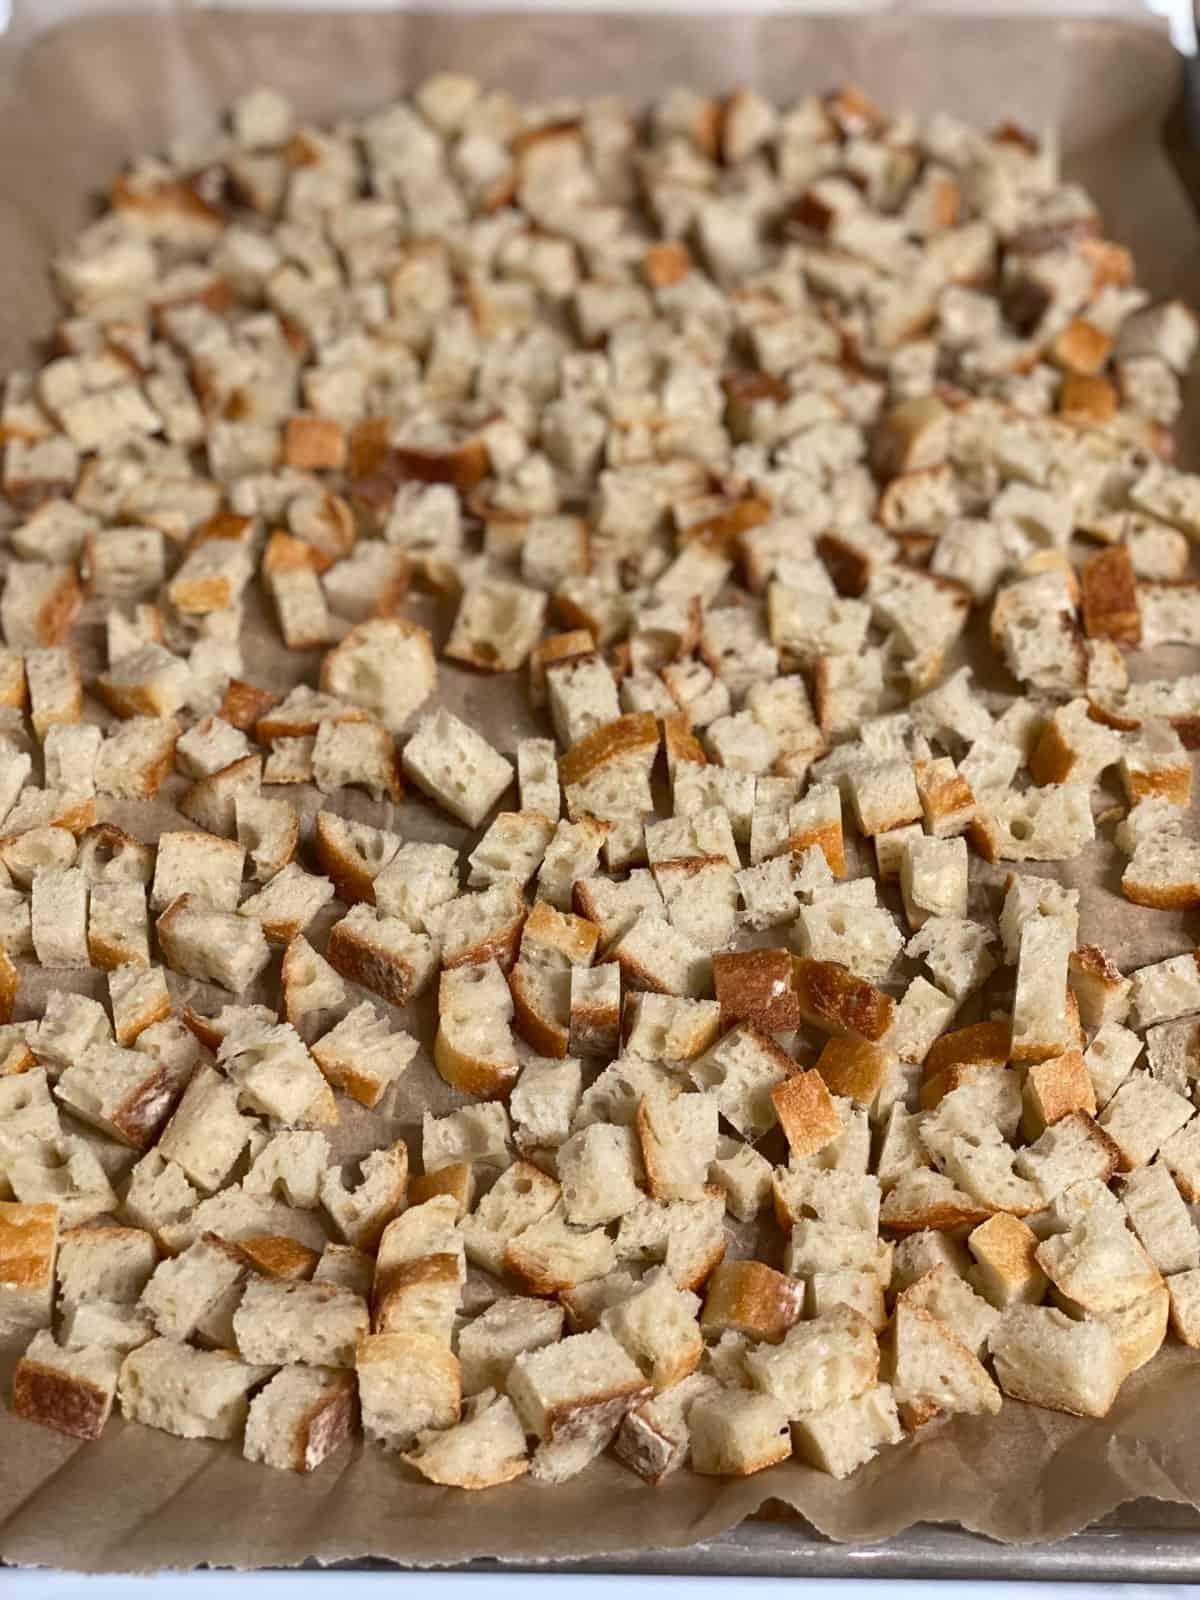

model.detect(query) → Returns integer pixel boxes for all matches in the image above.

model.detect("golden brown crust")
[218,679,278,734]
[879,1190,993,1235]
[968,1212,1041,1290]
[913,760,976,834]
[408,1164,473,1220]
[509,965,570,1060]
[1124,764,1193,807]
[12,1357,112,1441]
[0,946,18,1026]
[558,712,660,788]
[1122,871,1200,911]
[35,570,82,648]
[522,900,599,967]
[1081,546,1141,646]
[643,240,692,289]
[392,439,490,495]
[685,498,772,561]
[1022,1048,1096,1138]
[1049,317,1113,377]
[284,414,348,472]
[311,812,381,907]
[238,1235,320,1280]
[1059,372,1117,425]
[1027,720,1078,787]
[771,1067,843,1159]
[793,959,895,1042]
[433,1032,519,1099]
[661,711,707,769]
[923,1021,1011,1083]
[373,1252,461,1332]
[0,1202,57,1292]
[788,814,845,878]
[326,919,428,1008]
[700,1258,806,1344]
[713,949,801,1032]
[263,529,330,579]
[529,630,596,706]
[0,652,26,711]
[813,1036,892,1106]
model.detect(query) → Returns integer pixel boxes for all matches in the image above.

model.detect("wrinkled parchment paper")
[1,7,1200,1572]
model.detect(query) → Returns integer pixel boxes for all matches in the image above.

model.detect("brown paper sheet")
[1,7,1200,1572]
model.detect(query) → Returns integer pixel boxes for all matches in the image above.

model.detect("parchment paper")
[1,7,1200,1572]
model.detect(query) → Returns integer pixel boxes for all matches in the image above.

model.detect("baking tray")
[3,3,1200,1577]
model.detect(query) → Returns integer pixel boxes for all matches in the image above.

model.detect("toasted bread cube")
[689,1023,793,1141]
[788,782,845,874]
[1021,1049,1097,1141]
[700,1259,805,1345]
[243,1364,357,1474]
[1122,1162,1200,1275]
[402,707,512,829]
[1084,1022,1143,1108]
[403,1388,529,1490]
[688,1389,792,1477]
[556,1125,642,1227]
[12,1329,122,1440]
[1166,1269,1200,1347]
[638,1088,719,1202]
[356,1329,461,1453]
[156,896,270,994]
[237,863,334,945]
[813,1037,895,1110]
[508,1328,650,1483]
[600,1270,703,1392]
[900,834,968,929]
[118,1336,271,1440]
[1099,1072,1194,1171]
[321,617,437,734]
[613,1370,720,1484]
[139,1234,246,1342]
[88,881,151,969]
[321,1143,408,1252]
[244,1131,329,1212]
[0,1201,57,1339]
[434,960,519,1097]
[771,1068,843,1160]
[1011,914,1073,1063]
[967,1214,1047,1309]
[987,1304,1123,1418]
[509,1056,583,1155]
[793,959,895,1041]
[326,904,437,1007]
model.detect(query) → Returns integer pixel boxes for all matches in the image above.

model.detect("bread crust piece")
[326,907,435,1007]
[713,947,801,1032]
[922,1021,1010,1082]
[814,1037,895,1107]
[558,712,660,789]
[320,617,437,733]
[12,1333,122,1440]
[1081,546,1141,645]
[771,1068,844,1160]
[243,1365,357,1473]
[700,1259,806,1343]
[793,959,896,1041]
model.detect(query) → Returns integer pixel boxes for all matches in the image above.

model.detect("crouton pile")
[2,74,1200,1494]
